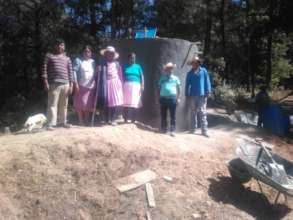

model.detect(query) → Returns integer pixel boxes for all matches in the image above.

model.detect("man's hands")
[69,83,73,94]
[43,80,74,95]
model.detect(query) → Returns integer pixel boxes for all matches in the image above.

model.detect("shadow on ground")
[208,176,291,220]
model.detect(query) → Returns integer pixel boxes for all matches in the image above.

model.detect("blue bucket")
[263,104,290,135]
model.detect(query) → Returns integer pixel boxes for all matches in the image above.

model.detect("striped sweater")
[42,53,73,84]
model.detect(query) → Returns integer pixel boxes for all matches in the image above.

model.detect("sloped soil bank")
[0,119,292,219]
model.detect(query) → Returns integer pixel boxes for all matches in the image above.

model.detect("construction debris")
[192,213,201,219]
[114,169,157,193]
[145,183,156,208]
[163,175,173,182]
[146,211,152,220]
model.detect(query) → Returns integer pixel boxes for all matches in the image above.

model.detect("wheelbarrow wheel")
[228,158,251,183]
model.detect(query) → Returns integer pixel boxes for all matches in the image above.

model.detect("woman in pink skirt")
[73,45,96,125]
[97,46,123,125]
[123,53,144,123]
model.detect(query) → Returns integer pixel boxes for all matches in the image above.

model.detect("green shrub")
[271,32,293,88]
[214,83,237,114]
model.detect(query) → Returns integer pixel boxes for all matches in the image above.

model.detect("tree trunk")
[35,7,42,89]
[111,0,117,38]
[249,37,255,97]
[245,0,252,93]
[220,0,226,58]
[203,0,212,60]
[266,0,274,88]
[219,0,227,81]
[89,0,97,36]
[266,33,272,88]
[123,0,133,30]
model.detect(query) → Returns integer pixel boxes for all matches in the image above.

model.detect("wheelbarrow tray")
[235,141,293,197]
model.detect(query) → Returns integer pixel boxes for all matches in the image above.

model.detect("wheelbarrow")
[228,138,293,204]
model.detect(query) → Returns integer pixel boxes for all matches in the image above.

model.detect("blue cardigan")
[185,67,212,96]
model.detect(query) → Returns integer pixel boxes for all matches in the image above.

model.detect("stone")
[192,213,201,219]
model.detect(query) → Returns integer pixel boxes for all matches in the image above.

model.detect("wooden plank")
[192,213,201,219]
[114,169,157,193]
[146,211,152,220]
[145,183,156,207]
[163,175,173,182]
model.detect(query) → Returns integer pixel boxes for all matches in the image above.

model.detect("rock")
[192,213,201,219]
[163,175,173,182]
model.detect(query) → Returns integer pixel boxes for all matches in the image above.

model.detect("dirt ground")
[0,109,292,220]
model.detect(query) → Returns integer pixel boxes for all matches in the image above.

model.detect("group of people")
[158,57,211,137]
[42,39,212,137]
[73,45,144,126]
[42,39,144,128]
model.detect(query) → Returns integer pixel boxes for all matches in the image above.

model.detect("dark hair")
[83,45,92,52]
[128,52,136,58]
[54,38,65,46]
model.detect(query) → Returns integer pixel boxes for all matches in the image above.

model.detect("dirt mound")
[0,121,292,219]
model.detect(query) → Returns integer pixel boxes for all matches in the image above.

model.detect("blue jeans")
[160,97,177,132]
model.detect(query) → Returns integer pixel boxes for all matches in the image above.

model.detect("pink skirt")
[74,86,95,111]
[123,82,142,108]
[107,78,123,107]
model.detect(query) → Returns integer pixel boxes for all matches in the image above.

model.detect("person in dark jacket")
[254,85,270,127]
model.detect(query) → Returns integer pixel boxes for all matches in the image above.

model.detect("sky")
[231,0,247,8]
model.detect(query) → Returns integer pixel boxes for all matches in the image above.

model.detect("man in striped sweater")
[42,39,73,129]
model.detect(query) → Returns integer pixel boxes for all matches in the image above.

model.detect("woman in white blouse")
[73,45,96,125]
